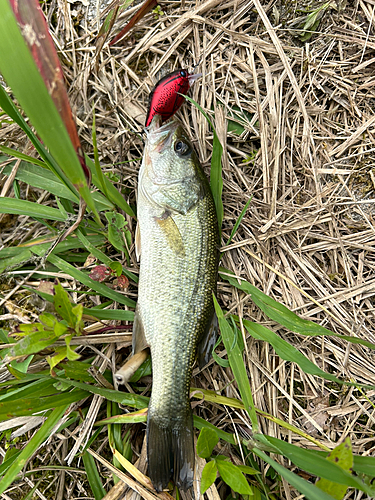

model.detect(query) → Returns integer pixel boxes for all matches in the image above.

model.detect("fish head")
[144,116,198,182]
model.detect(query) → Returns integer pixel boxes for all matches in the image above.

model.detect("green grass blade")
[0,390,89,419]
[213,295,259,433]
[258,436,375,495]
[95,408,148,426]
[2,161,79,203]
[0,198,67,221]
[0,146,46,168]
[0,249,32,273]
[242,319,375,389]
[2,161,114,212]
[82,451,107,500]
[0,3,99,221]
[0,450,22,477]
[29,234,106,255]
[53,377,148,409]
[0,85,77,195]
[183,95,223,234]
[221,270,375,351]
[85,155,136,218]
[193,416,237,445]
[76,230,113,267]
[352,455,375,477]
[92,110,109,201]
[252,448,337,500]
[0,378,56,402]
[226,196,253,245]
[0,405,68,496]
[84,308,134,321]
[254,435,374,478]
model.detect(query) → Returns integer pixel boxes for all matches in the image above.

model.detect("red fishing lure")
[145,69,201,127]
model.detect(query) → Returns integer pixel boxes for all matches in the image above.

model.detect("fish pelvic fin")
[147,407,194,493]
[132,305,149,354]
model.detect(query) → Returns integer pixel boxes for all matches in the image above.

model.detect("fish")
[145,69,201,127]
[134,115,219,491]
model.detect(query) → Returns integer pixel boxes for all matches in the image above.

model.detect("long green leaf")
[222,271,375,351]
[86,155,136,218]
[0,450,22,477]
[82,451,107,500]
[0,147,46,168]
[183,95,223,233]
[226,196,252,246]
[0,198,67,221]
[0,3,99,220]
[213,296,259,432]
[84,307,134,321]
[252,448,337,500]
[0,378,56,403]
[352,455,375,477]
[242,319,375,389]
[95,408,148,426]
[53,377,148,409]
[0,83,77,195]
[0,405,68,496]
[0,249,32,273]
[258,436,375,496]
[0,389,89,419]
[262,435,375,479]
[2,161,113,212]
[92,110,109,201]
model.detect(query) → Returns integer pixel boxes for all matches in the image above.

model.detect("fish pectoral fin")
[197,310,218,370]
[132,305,149,354]
[135,222,141,261]
[154,178,203,215]
[155,214,185,257]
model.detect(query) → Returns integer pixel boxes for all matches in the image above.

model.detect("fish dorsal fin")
[155,213,185,257]
[132,305,149,354]
[135,222,141,261]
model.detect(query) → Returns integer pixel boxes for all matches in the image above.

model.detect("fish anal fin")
[197,311,218,370]
[132,305,149,354]
[155,214,185,257]
[135,222,141,261]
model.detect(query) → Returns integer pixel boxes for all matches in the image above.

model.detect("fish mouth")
[145,116,180,153]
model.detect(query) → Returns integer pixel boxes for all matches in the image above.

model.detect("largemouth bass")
[134,116,219,491]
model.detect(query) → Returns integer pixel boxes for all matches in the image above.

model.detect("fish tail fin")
[147,407,194,492]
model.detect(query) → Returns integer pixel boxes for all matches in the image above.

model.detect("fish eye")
[174,140,191,156]
[180,70,187,77]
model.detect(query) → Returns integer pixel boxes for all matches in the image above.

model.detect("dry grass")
[1,0,375,498]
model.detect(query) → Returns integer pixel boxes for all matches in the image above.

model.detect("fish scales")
[135,116,219,492]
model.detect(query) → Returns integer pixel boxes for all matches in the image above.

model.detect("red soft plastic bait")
[145,69,201,127]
